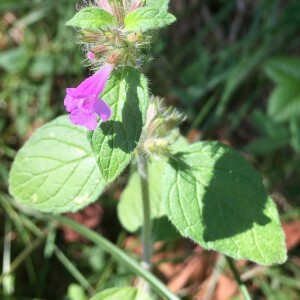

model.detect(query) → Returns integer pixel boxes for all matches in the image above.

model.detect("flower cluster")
[79,0,150,69]
[64,0,150,130]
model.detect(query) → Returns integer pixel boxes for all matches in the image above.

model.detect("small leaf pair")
[66,1,175,32]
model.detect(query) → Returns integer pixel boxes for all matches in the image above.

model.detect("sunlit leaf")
[9,116,104,213]
[162,141,287,265]
[125,8,175,32]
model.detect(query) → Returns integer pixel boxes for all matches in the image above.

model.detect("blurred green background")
[1,0,300,299]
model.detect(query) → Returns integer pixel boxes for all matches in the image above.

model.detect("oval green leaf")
[147,0,170,10]
[162,141,287,265]
[265,56,300,84]
[9,116,104,213]
[66,7,117,30]
[88,67,149,183]
[267,83,300,122]
[124,8,176,32]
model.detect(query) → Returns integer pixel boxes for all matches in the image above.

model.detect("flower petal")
[64,63,114,129]
[78,96,97,114]
[69,109,98,130]
[66,88,79,98]
[64,93,78,112]
[75,63,114,97]
[94,99,112,122]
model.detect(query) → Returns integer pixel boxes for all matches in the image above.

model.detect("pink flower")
[64,63,113,130]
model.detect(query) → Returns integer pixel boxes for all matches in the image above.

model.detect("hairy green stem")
[226,257,252,300]
[51,215,180,300]
[137,154,152,272]
[137,154,153,294]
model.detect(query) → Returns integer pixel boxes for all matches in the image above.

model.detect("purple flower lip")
[64,63,114,130]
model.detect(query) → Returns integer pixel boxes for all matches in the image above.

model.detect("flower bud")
[92,45,108,55]
[87,51,96,61]
[80,32,100,43]
[96,0,113,15]
[69,0,154,73]
[106,50,123,65]
[144,138,169,156]
[145,97,186,138]
[129,0,144,12]
[127,33,138,43]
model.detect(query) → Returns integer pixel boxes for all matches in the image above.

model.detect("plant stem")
[137,154,153,295]
[2,214,13,295]
[226,257,252,300]
[54,246,94,295]
[51,215,180,300]
[137,154,152,272]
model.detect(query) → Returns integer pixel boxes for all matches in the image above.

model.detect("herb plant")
[8,1,287,299]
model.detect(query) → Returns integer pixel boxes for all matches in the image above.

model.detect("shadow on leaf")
[201,150,270,242]
[170,144,271,242]
[99,67,144,154]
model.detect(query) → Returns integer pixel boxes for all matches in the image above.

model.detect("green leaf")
[244,110,290,154]
[265,56,300,84]
[0,47,29,73]
[118,134,188,233]
[267,82,300,122]
[147,0,170,10]
[290,118,300,153]
[125,8,176,32]
[68,284,87,300]
[215,46,270,120]
[66,7,117,30]
[245,137,289,155]
[118,160,166,232]
[90,287,151,300]
[9,116,104,213]
[52,215,180,300]
[251,110,288,139]
[152,216,180,242]
[162,141,287,265]
[88,67,149,183]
